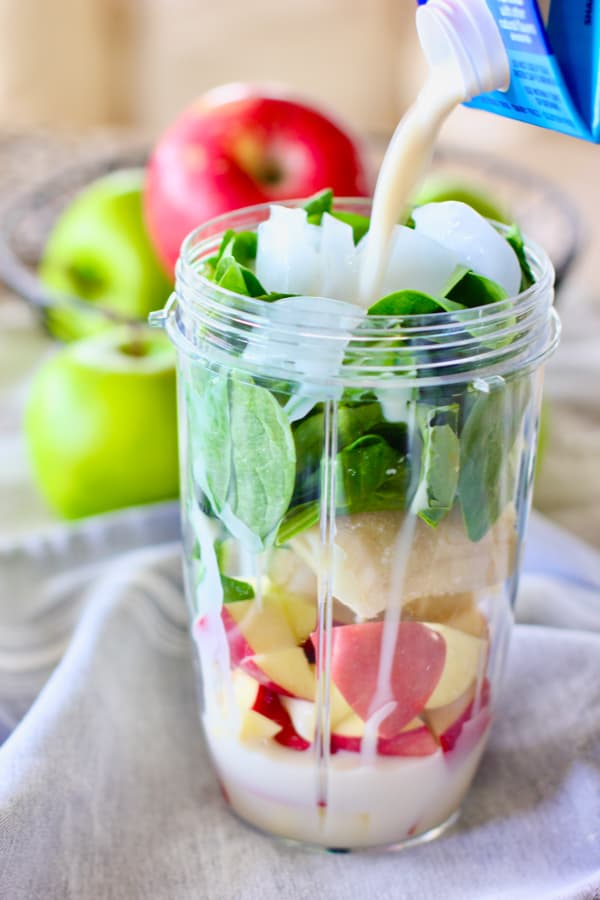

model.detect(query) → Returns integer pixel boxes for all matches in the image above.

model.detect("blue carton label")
[418,1,600,142]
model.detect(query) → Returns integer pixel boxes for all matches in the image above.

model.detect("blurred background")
[0,0,599,545]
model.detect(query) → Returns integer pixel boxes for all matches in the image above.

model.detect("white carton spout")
[416,0,510,99]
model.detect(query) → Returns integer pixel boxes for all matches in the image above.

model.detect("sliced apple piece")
[243,646,316,700]
[331,714,437,756]
[333,712,365,738]
[253,686,310,751]
[280,697,316,742]
[424,684,475,738]
[221,607,254,668]
[239,710,282,742]
[330,712,364,752]
[402,592,488,639]
[427,679,491,752]
[231,669,282,743]
[326,621,446,739]
[423,624,485,710]
[277,593,317,643]
[282,682,356,742]
[329,680,356,728]
[232,668,261,709]
[378,724,437,757]
[222,596,296,667]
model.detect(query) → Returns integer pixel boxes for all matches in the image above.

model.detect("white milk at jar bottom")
[205,710,490,848]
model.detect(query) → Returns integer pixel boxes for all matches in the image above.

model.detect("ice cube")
[412,201,521,297]
[243,295,365,386]
[255,206,321,295]
[319,213,358,303]
[377,225,459,299]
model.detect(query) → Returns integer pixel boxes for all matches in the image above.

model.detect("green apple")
[25,326,179,518]
[411,175,510,224]
[40,169,172,341]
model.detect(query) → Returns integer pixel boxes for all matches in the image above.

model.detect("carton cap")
[416,0,510,99]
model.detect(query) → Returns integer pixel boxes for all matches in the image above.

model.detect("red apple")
[318,621,446,739]
[144,82,371,273]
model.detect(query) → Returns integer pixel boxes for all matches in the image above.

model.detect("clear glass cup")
[150,199,559,850]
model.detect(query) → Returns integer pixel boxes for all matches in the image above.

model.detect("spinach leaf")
[304,188,334,221]
[335,432,410,517]
[276,433,409,544]
[292,401,385,480]
[190,370,296,550]
[229,231,258,267]
[204,229,235,274]
[411,405,460,527]
[226,373,296,549]
[215,229,258,266]
[505,224,535,290]
[335,434,398,510]
[304,191,370,243]
[369,419,408,452]
[446,271,514,352]
[221,574,255,603]
[442,264,470,296]
[215,229,236,262]
[276,500,320,545]
[215,256,266,297]
[447,271,508,308]
[365,460,410,512]
[369,290,466,317]
[189,369,231,515]
[330,210,371,244]
[255,292,298,302]
[458,379,528,541]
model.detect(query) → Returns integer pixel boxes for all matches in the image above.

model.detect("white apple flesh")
[423,623,486,710]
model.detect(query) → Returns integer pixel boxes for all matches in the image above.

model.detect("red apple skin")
[330,725,437,757]
[377,726,438,757]
[144,83,371,273]
[220,607,254,668]
[252,686,310,752]
[219,609,302,696]
[238,657,294,698]
[314,622,446,740]
[440,681,491,754]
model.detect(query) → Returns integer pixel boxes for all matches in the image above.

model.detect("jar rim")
[163,197,558,386]
[176,196,554,328]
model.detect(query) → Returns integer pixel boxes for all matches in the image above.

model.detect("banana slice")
[291,504,516,619]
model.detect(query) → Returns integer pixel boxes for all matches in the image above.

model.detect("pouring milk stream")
[356,0,511,762]
[359,0,510,304]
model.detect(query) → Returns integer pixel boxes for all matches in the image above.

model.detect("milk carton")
[418,1,600,142]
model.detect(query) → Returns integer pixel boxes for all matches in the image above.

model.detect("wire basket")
[0,142,582,330]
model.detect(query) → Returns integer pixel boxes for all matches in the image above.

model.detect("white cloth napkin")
[0,503,599,900]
